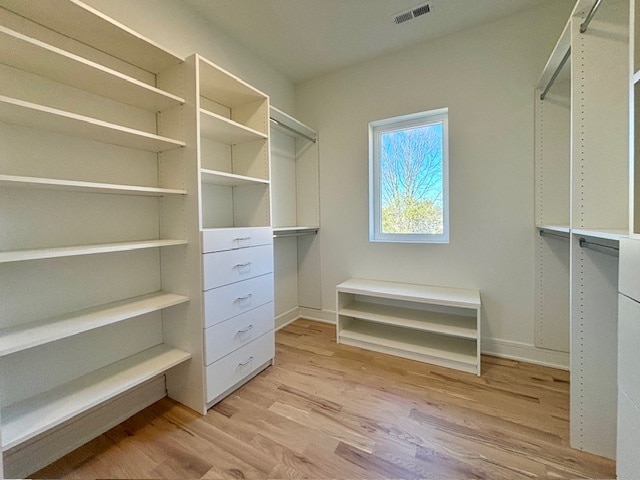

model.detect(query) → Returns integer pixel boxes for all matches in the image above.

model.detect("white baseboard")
[284,307,569,370]
[275,307,301,330]
[4,376,167,479]
[481,338,569,370]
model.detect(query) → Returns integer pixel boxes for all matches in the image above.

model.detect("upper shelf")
[0,26,184,112]
[0,174,187,197]
[270,106,317,143]
[537,224,571,234]
[0,0,183,74]
[198,55,267,108]
[200,169,269,187]
[200,108,268,145]
[0,95,185,153]
[0,239,187,264]
[572,228,628,242]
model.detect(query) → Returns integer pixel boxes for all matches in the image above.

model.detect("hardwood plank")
[34,319,616,479]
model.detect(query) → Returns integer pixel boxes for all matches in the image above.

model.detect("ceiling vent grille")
[393,2,432,25]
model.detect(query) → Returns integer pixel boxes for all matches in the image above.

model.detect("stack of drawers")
[618,238,640,477]
[201,227,275,405]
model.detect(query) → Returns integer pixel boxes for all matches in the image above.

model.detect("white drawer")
[206,330,274,403]
[204,302,274,365]
[203,244,273,290]
[619,294,640,406]
[202,227,272,253]
[203,273,273,327]
[620,238,640,301]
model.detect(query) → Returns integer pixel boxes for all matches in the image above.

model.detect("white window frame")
[369,108,449,243]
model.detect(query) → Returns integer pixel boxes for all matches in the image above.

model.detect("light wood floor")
[35,319,616,479]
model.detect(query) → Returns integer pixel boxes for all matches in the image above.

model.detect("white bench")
[336,278,481,375]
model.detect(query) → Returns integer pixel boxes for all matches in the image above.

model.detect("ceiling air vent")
[392,2,432,25]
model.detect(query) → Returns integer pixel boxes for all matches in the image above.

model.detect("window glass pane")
[379,122,444,235]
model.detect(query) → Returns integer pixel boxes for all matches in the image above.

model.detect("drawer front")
[202,227,272,253]
[204,273,274,327]
[619,294,640,406]
[206,330,274,403]
[203,244,273,290]
[620,238,640,301]
[204,302,274,365]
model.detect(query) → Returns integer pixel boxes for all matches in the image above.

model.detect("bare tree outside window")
[369,109,449,243]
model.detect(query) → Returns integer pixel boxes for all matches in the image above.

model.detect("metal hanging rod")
[540,47,571,101]
[539,229,570,241]
[580,0,603,33]
[579,237,619,257]
[270,117,317,144]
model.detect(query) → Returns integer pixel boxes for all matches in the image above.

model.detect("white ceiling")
[182,0,549,83]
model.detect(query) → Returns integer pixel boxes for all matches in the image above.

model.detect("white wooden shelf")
[200,169,269,187]
[339,320,477,373]
[0,174,187,196]
[0,0,183,75]
[572,228,628,242]
[336,279,481,375]
[0,292,189,357]
[0,26,184,112]
[199,56,267,107]
[200,108,267,144]
[337,278,481,309]
[0,96,185,153]
[0,239,187,264]
[633,70,640,84]
[272,226,319,237]
[537,224,571,234]
[339,301,477,340]
[0,344,191,450]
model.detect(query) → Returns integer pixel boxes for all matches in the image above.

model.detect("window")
[369,108,449,243]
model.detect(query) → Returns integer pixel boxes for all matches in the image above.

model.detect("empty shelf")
[338,320,477,370]
[200,108,268,144]
[0,0,183,74]
[0,174,187,196]
[200,169,269,187]
[337,278,481,309]
[198,56,267,107]
[537,224,571,234]
[339,301,477,340]
[0,239,187,264]
[1,344,191,450]
[0,292,189,357]
[572,228,628,241]
[0,96,185,153]
[273,226,319,237]
[0,26,184,112]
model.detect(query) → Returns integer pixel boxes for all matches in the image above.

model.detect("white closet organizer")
[270,107,322,326]
[336,279,481,375]
[183,54,275,407]
[617,2,640,476]
[0,1,197,477]
[535,0,629,460]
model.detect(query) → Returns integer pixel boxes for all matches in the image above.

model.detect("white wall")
[294,1,574,366]
[83,0,295,111]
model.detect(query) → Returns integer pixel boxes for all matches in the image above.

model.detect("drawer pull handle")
[236,294,253,301]
[234,262,252,268]
[237,324,255,334]
[234,236,251,243]
[238,356,254,367]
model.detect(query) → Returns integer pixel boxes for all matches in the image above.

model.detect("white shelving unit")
[617,2,640,476]
[535,0,630,460]
[270,107,322,325]
[183,53,275,408]
[0,1,199,477]
[336,279,481,375]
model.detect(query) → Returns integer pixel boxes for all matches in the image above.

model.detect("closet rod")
[539,229,569,241]
[579,237,619,257]
[270,117,317,143]
[540,47,571,101]
[580,0,603,33]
